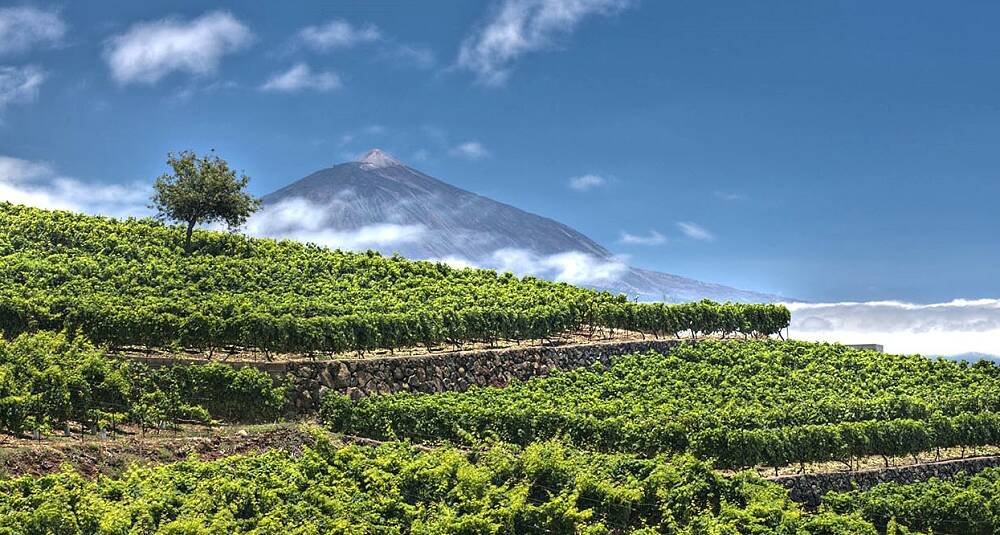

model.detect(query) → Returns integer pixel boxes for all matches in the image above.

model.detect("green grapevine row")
[0,331,285,436]
[823,466,1000,534]
[324,341,1000,469]
[0,437,885,534]
[0,203,790,353]
[693,412,1000,470]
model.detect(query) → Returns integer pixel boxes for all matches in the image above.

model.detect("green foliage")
[0,438,885,534]
[326,341,1000,467]
[822,467,1000,534]
[150,150,261,251]
[0,203,790,353]
[0,331,284,435]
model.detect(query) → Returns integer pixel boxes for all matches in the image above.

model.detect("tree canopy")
[150,150,260,251]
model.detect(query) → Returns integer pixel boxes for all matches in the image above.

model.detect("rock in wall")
[281,339,683,411]
[772,455,1000,506]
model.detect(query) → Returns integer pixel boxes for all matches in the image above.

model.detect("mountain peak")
[357,148,401,169]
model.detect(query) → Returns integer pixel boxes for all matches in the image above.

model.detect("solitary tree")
[151,150,260,252]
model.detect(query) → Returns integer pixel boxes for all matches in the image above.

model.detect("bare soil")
[3,420,995,484]
[0,423,326,479]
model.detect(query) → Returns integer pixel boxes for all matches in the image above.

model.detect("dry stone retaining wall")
[282,339,683,411]
[118,339,684,412]
[772,455,1000,507]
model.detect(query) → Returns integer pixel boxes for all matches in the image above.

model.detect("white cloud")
[299,20,380,51]
[104,11,252,85]
[249,197,625,285]
[787,299,1000,357]
[244,197,426,250]
[261,63,341,92]
[0,6,66,55]
[714,191,743,201]
[568,174,605,191]
[0,155,149,217]
[295,19,434,69]
[450,141,490,160]
[432,255,477,270]
[619,230,666,246]
[0,64,44,109]
[458,0,631,85]
[677,221,715,241]
[387,44,436,69]
[243,195,626,286]
[486,247,627,285]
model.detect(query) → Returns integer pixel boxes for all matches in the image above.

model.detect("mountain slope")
[260,149,779,303]
[262,150,608,260]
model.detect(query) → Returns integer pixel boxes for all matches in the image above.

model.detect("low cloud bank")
[0,155,149,217]
[435,250,628,286]
[245,197,426,250]
[253,197,628,286]
[482,248,627,285]
[786,299,1000,357]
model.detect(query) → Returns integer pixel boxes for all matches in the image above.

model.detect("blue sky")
[1,0,999,303]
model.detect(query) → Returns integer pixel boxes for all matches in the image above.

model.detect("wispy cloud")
[298,20,380,51]
[677,221,715,241]
[254,196,626,286]
[261,63,341,92]
[458,0,632,85]
[245,197,426,250]
[295,19,435,69]
[384,43,436,69]
[0,155,149,217]
[619,230,666,246]
[485,248,628,285]
[0,6,66,55]
[104,11,252,85]
[0,64,44,109]
[787,299,1000,357]
[714,191,743,201]
[450,141,491,160]
[568,174,605,192]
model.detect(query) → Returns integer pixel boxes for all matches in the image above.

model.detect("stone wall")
[772,455,1000,507]
[282,339,682,411]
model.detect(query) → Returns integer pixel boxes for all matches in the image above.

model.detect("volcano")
[259,149,780,303]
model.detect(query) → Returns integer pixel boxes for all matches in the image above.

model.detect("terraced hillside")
[0,203,789,356]
[326,341,1000,471]
[5,203,1000,533]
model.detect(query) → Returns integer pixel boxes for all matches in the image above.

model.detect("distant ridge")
[260,149,780,303]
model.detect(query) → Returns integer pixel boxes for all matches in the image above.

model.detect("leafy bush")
[0,331,285,435]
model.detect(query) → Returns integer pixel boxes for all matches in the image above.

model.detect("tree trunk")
[184,220,196,253]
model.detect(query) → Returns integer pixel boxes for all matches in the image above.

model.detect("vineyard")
[4,203,1000,533]
[822,466,1000,534]
[325,341,1000,471]
[0,435,891,534]
[0,204,789,355]
[0,331,284,437]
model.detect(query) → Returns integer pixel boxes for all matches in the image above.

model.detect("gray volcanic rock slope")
[261,150,778,303]
[262,150,608,260]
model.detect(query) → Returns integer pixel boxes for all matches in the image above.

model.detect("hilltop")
[260,149,781,303]
[0,202,788,356]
